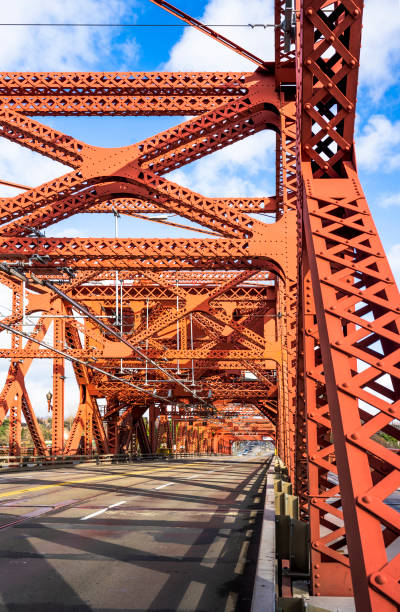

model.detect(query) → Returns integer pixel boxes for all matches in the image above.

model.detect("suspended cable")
[0,318,169,402]
[0,262,212,409]
[0,23,275,28]
[148,0,269,70]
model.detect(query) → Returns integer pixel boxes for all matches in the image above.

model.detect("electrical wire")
[0,23,275,28]
[0,262,213,409]
[0,318,169,402]
[129,212,221,237]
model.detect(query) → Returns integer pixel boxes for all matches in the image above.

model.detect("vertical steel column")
[297,2,400,608]
[149,404,157,454]
[9,392,21,456]
[302,248,352,596]
[52,316,65,454]
[9,283,23,456]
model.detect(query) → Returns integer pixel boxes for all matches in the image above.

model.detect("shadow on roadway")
[0,459,268,612]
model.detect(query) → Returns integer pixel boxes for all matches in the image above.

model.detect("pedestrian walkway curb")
[251,455,276,612]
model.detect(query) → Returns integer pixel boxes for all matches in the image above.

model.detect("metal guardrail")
[0,452,219,472]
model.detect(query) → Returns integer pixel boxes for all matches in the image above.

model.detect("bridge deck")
[0,457,268,612]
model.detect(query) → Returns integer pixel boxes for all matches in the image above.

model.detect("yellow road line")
[0,462,206,500]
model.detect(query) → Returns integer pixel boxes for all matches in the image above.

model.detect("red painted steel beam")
[298,1,400,609]
[149,0,271,71]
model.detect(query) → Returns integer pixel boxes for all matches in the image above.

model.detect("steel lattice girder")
[0,71,252,116]
[0,0,398,609]
[295,1,400,610]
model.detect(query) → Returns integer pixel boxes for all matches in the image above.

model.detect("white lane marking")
[185,470,215,480]
[154,482,174,490]
[201,536,226,568]
[177,581,206,611]
[80,500,126,521]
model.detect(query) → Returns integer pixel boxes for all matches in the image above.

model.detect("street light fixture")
[46,390,53,412]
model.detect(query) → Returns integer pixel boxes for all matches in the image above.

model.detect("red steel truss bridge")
[0,1,398,609]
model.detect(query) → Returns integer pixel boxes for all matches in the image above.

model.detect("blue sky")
[0,0,398,267]
[0,0,398,417]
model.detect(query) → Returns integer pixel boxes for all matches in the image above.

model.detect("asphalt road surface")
[0,456,269,612]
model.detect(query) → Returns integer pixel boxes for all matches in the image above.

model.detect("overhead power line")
[0,23,275,28]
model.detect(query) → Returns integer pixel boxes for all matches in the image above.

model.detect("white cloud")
[0,1,138,72]
[0,0,140,428]
[164,0,274,71]
[115,39,141,71]
[24,358,80,419]
[169,130,276,197]
[164,0,400,100]
[47,227,83,238]
[162,2,277,223]
[0,288,81,420]
[162,0,277,201]
[0,283,13,325]
[360,0,400,100]
[388,243,400,287]
[0,0,140,197]
[0,356,80,420]
[355,115,400,172]
[0,139,69,198]
[378,193,400,208]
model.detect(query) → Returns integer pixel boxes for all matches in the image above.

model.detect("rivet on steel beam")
[305,103,311,110]
[306,8,313,15]
[314,564,320,569]
[373,573,387,585]
[323,164,329,171]
[361,495,371,504]
[354,8,360,17]
[350,432,358,439]
[305,58,312,65]
[388,407,395,414]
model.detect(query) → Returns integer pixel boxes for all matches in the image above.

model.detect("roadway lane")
[0,456,270,612]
